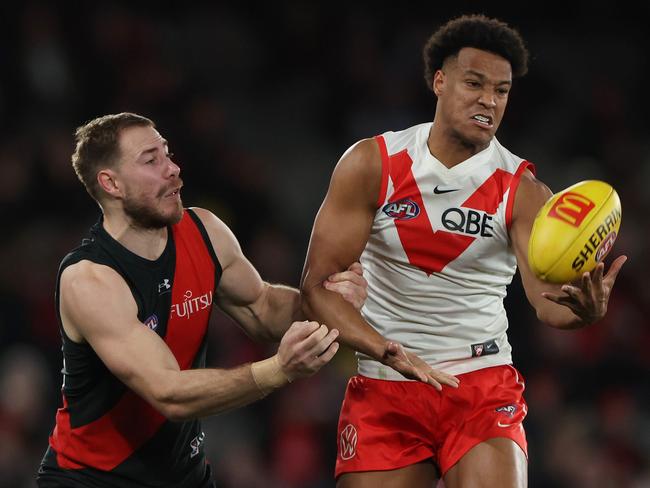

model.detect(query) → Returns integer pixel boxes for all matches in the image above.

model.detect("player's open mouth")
[165,187,182,198]
[471,114,493,127]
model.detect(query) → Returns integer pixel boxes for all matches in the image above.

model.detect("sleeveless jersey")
[358,123,534,379]
[38,208,221,488]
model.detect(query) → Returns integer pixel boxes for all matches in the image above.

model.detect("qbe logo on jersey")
[339,424,358,460]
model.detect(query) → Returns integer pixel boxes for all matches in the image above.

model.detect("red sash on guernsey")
[50,211,215,471]
[375,135,534,275]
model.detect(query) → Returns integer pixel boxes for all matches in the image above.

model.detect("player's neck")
[427,121,488,168]
[102,210,168,261]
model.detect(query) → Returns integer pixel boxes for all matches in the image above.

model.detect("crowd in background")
[1,2,649,487]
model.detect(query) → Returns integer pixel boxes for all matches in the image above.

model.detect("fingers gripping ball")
[528,180,621,283]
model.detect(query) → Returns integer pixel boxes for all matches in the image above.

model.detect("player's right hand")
[542,255,627,325]
[277,321,339,381]
[381,341,459,390]
[323,262,368,310]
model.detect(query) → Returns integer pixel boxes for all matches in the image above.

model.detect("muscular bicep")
[189,207,263,305]
[299,138,389,359]
[301,139,381,290]
[60,262,180,407]
[189,207,270,335]
[215,250,269,332]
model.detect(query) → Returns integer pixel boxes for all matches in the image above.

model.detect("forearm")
[301,283,386,360]
[219,283,301,343]
[534,300,587,330]
[257,283,302,340]
[156,359,286,421]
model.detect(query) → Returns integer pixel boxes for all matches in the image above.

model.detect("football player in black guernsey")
[37,113,369,488]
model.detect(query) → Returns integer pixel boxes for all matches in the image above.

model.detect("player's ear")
[97,169,122,198]
[433,69,445,97]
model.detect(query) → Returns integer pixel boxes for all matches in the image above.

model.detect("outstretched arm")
[510,171,627,329]
[300,139,459,389]
[59,262,338,422]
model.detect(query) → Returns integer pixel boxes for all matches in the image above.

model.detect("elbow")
[536,309,561,329]
[299,283,319,319]
[535,308,584,330]
[161,404,192,423]
[150,377,193,422]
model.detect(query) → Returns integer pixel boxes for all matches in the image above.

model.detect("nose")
[478,90,497,108]
[167,156,181,178]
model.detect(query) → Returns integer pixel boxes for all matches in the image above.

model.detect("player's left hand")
[323,262,368,310]
[382,341,459,391]
[542,255,627,324]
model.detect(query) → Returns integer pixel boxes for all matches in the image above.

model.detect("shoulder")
[60,260,137,342]
[335,138,381,177]
[512,170,553,221]
[518,169,553,201]
[320,138,384,210]
[186,207,228,233]
[60,260,130,301]
[185,207,242,268]
[331,138,382,198]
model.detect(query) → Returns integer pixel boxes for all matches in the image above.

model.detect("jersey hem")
[357,354,513,379]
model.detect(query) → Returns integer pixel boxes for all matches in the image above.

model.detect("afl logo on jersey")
[143,314,159,330]
[382,199,420,220]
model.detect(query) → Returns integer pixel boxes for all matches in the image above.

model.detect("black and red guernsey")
[38,209,221,488]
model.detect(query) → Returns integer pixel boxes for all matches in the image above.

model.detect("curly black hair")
[423,14,529,89]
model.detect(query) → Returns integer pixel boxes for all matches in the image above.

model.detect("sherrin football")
[528,180,621,284]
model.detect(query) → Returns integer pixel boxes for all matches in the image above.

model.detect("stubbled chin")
[453,129,493,151]
[171,206,184,224]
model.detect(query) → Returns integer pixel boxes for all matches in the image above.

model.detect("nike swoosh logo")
[497,421,520,428]
[433,186,459,194]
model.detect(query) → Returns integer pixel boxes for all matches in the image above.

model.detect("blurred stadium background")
[1,2,648,487]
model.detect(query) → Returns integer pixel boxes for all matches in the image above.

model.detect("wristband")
[250,355,290,397]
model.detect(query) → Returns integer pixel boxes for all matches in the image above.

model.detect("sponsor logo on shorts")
[496,404,519,428]
[495,404,517,418]
[382,199,420,220]
[340,424,358,460]
[497,420,520,428]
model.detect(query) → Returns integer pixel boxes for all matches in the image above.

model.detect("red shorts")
[335,365,528,478]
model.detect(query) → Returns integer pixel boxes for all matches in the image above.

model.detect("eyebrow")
[137,139,169,159]
[465,70,512,85]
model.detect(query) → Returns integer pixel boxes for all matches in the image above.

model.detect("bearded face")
[106,125,184,229]
[122,181,184,229]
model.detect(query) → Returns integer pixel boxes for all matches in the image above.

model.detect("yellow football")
[528,180,621,283]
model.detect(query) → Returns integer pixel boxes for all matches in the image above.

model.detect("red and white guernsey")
[358,122,534,378]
